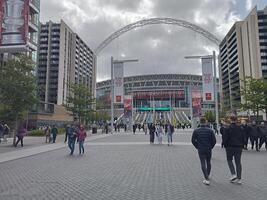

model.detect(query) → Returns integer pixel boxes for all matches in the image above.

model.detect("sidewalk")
[0,133,111,164]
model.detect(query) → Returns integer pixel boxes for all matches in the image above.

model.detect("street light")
[111,57,138,133]
[184,51,219,128]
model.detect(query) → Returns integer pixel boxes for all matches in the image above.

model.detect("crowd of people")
[147,122,175,145]
[192,116,267,186]
[220,120,267,151]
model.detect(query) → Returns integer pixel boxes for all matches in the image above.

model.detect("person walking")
[15,125,27,147]
[144,123,148,135]
[156,124,163,144]
[191,117,216,186]
[259,122,267,151]
[149,123,156,144]
[65,124,76,155]
[77,125,87,155]
[240,120,250,150]
[51,125,58,143]
[44,126,51,143]
[166,122,174,146]
[2,124,10,143]
[249,121,260,151]
[223,116,245,185]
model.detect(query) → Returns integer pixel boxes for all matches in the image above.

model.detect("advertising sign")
[0,0,29,50]
[133,90,185,100]
[192,90,202,117]
[202,58,214,101]
[113,62,124,104]
[124,95,132,119]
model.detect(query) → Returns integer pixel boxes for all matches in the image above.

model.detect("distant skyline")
[40,0,266,82]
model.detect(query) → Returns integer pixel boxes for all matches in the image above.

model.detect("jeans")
[198,150,212,180]
[78,140,85,154]
[52,134,57,143]
[15,136,24,147]
[250,136,259,150]
[167,133,173,144]
[226,147,242,179]
[68,137,76,155]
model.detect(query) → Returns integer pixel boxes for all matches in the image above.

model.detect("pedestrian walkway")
[0,132,266,200]
[0,134,110,163]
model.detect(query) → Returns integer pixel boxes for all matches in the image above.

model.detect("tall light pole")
[184,50,219,128]
[110,57,138,133]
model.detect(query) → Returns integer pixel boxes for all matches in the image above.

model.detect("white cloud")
[246,0,253,11]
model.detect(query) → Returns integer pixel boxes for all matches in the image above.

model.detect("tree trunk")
[13,114,18,146]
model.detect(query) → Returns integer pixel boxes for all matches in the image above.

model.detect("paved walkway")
[0,131,266,200]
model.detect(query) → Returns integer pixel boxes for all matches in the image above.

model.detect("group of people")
[192,116,267,186]
[0,123,10,143]
[65,124,87,155]
[43,125,59,143]
[220,120,267,151]
[148,122,175,146]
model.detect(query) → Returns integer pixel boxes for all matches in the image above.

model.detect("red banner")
[192,91,202,117]
[133,90,185,100]
[124,95,132,119]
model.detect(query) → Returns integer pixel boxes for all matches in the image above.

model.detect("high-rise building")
[37,20,95,105]
[219,6,267,111]
[0,0,40,63]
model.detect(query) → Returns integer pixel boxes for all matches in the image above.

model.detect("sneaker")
[229,175,237,182]
[203,179,210,185]
[234,179,242,185]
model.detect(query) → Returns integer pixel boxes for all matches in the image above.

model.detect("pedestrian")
[144,123,148,135]
[249,121,260,151]
[133,124,137,134]
[166,122,174,146]
[15,124,27,147]
[219,122,227,148]
[65,124,76,155]
[77,125,87,155]
[0,123,3,143]
[44,126,51,143]
[51,125,58,143]
[213,122,219,135]
[2,124,10,143]
[240,120,250,150]
[156,124,163,144]
[259,122,267,151]
[191,117,216,185]
[223,116,245,185]
[149,123,156,144]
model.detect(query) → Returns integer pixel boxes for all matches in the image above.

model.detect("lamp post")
[110,57,138,133]
[184,50,219,128]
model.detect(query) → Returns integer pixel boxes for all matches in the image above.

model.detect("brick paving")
[0,132,266,200]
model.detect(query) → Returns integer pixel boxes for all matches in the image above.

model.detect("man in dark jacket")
[192,117,216,185]
[249,121,260,151]
[223,116,245,185]
[259,122,267,150]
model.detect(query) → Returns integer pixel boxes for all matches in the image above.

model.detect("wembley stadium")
[96,74,218,125]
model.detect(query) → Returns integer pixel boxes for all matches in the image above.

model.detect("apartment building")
[37,20,95,105]
[219,6,267,111]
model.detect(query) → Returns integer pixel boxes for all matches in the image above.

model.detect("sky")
[40,0,267,82]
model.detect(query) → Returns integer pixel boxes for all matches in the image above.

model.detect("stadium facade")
[97,74,218,124]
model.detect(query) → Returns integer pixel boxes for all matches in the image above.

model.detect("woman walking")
[15,125,27,147]
[77,125,87,155]
[156,124,163,144]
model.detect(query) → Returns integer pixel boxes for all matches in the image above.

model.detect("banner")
[0,0,29,49]
[202,58,214,101]
[192,90,202,117]
[124,95,132,119]
[133,90,185,100]
[113,62,124,104]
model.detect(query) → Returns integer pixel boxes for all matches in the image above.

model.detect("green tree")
[0,55,38,145]
[204,111,215,123]
[65,83,95,124]
[241,77,265,123]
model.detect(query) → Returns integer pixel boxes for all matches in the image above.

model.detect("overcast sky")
[40,0,266,82]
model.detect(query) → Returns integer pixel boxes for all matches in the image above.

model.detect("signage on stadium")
[133,90,185,100]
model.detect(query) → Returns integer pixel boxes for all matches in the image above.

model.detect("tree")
[262,79,267,119]
[240,77,265,123]
[204,111,215,123]
[0,55,38,145]
[65,83,95,124]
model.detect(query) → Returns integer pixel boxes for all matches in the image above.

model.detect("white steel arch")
[95,17,221,55]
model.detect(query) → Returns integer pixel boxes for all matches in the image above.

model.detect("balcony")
[29,0,39,14]
[29,20,39,33]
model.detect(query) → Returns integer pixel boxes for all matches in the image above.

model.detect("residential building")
[219,6,267,111]
[37,20,95,105]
